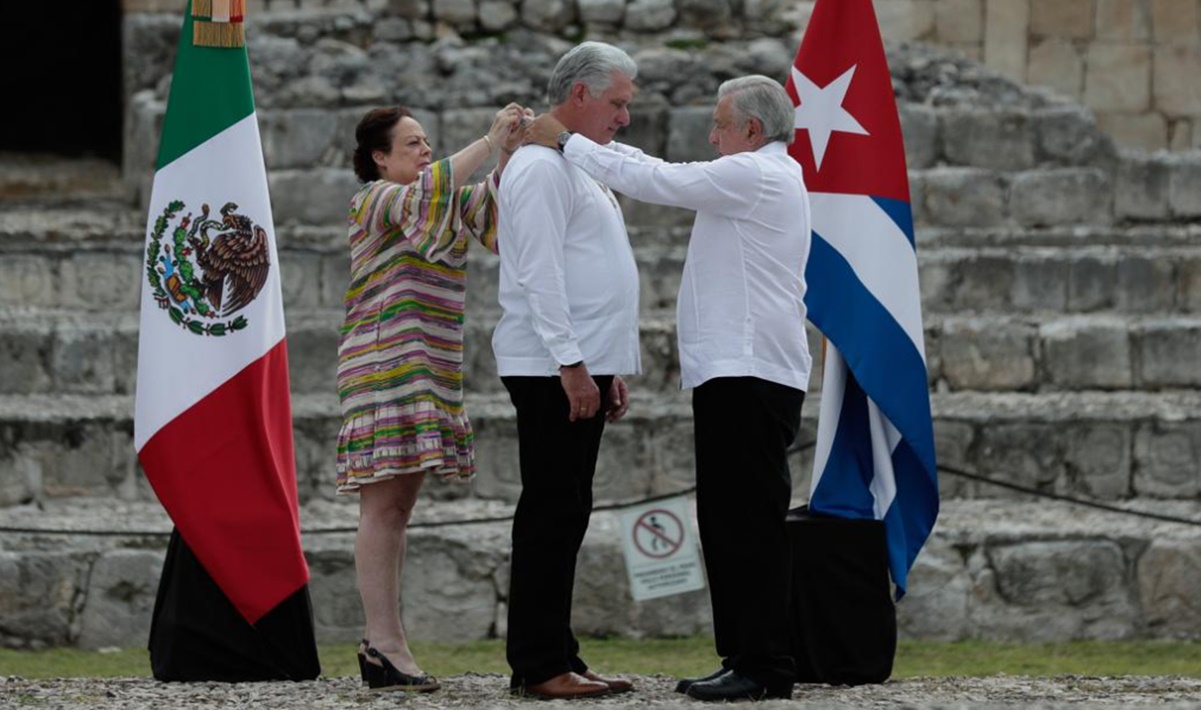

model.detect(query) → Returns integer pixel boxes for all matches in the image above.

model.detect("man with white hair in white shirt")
[493,41,641,700]
[527,75,812,702]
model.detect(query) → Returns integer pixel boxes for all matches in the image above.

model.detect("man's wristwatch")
[555,131,573,152]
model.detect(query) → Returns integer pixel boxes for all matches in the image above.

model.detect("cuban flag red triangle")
[785,0,939,598]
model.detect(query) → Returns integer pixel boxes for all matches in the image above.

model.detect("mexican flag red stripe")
[135,1,309,627]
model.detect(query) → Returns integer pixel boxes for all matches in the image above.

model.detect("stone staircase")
[6,37,1201,650]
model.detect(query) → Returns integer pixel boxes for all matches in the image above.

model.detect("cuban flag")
[785,0,938,598]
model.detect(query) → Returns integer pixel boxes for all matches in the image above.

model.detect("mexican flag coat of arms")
[134,0,319,681]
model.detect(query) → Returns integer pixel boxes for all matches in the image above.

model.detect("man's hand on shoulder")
[560,362,600,422]
[525,114,569,151]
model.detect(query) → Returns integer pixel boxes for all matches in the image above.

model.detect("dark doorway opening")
[1,2,123,162]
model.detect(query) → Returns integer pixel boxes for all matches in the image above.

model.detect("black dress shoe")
[685,671,793,701]
[674,666,731,694]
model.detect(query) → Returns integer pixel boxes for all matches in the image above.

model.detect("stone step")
[3,496,1201,649]
[4,309,1201,397]
[3,390,1201,509]
[3,204,1201,318]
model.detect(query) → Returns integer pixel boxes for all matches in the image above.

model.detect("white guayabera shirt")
[493,144,642,377]
[562,135,812,392]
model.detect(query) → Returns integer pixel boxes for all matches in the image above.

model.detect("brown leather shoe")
[517,672,611,700]
[581,669,634,693]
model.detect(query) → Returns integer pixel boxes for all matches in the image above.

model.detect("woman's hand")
[524,114,568,150]
[503,106,535,155]
[487,103,525,154]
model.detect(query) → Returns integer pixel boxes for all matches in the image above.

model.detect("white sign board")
[618,496,705,601]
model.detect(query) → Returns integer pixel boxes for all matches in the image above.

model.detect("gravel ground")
[5,674,1201,709]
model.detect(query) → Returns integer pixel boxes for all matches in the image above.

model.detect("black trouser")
[502,374,613,687]
[693,376,804,688]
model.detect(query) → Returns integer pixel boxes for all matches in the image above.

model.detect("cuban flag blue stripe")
[805,193,938,598]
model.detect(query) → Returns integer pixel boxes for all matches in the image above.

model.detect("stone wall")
[857,0,1201,152]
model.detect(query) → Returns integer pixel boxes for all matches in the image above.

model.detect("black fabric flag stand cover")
[148,529,321,682]
[787,505,897,685]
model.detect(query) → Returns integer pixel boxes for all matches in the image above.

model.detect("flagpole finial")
[193,0,245,48]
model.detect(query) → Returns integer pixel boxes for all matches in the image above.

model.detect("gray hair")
[546,41,638,107]
[717,75,796,145]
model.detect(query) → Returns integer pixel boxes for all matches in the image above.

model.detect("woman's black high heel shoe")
[363,646,441,692]
[357,638,370,685]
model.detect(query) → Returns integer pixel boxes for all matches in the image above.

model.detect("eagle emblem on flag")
[145,200,270,336]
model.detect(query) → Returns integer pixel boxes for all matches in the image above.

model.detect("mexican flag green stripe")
[156,5,255,170]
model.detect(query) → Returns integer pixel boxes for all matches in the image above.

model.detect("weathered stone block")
[1168,118,1193,151]
[1133,422,1201,498]
[1179,257,1201,314]
[666,106,718,163]
[1042,320,1133,389]
[621,101,669,159]
[578,0,625,24]
[1138,540,1201,637]
[1084,43,1152,112]
[403,528,506,641]
[278,251,324,310]
[260,109,341,170]
[976,424,1064,498]
[876,0,936,41]
[50,328,117,395]
[934,0,983,43]
[676,0,731,29]
[1095,0,1152,40]
[897,535,969,640]
[1137,321,1201,387]
[1116,256,1174,313]
[947,253,1015,311]
[1037,106,1113,167]
[942,110,1037,170]
[1012,256,1070,311]
[977,540,1136,640]
[921,168,1007,228]
[983,0,1030,82]
[1064,424,1132,499]
[0,552,87,647]
[1029,0,1094,38]
[269,168,361,229]
[1027,38,1084,99]
[77,550,163,650]
[1168,156,1201,218]
[432,0,478,26]
[939,319,1037,391]
[470,413,522,502]
[518,0,575,29]
[322,252,352,310]
[933,420,975,500]
[59,254,141,312]
[1154,45,1201,115]
[899,104,940,169]
[1009,169,1111,227]
[1115,153,1171,220]
[0,326,52,395]
[1068,254,1117,312]
[1097,112,1168,153]
[287,326,338,396]
[626,0,677,30]
[0,256,56,309]
[1150,0,1200,43]
[918,253,955,312]
[373,16,414,41]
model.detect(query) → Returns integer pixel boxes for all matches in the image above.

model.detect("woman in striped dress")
[339,103,525,691]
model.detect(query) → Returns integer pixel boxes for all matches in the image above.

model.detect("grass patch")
[5,638,1201,680]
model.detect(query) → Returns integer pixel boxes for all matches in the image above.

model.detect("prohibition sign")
[633,509,685,559]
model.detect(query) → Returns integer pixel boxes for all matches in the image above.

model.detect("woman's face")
[373,116,432,184]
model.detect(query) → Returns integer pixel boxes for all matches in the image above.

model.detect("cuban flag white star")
[792,64,870,171]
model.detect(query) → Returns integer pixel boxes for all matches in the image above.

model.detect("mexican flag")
[135,0,318,681]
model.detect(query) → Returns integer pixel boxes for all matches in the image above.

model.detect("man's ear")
[746,117,764,142]
[570,81,590,106]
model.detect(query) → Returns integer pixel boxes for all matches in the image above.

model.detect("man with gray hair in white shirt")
[493,41,641,700]
[527,75,811,702]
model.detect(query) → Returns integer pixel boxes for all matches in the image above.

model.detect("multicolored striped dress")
[336,159,499,493]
